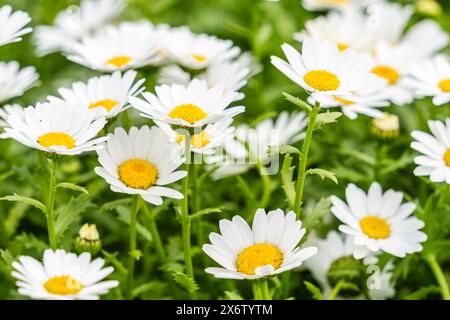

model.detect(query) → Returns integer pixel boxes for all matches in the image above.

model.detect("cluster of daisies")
[0,0,447,300]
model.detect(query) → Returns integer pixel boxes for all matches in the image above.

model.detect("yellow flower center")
[118,159,158,189]
[37,132,75,149]
[334,96,354,106]
[105,55,132,68]
[168,104,208,124]
[443,149,450,167]
[304,70,340,91]
[337,43,349,51]
[372,66,399,85]
[192,54,207,63]
[236,243,283,276]
[438,79,450,92]
[359,216,390,239]
[44,276,83,295]
[320,0,349,5]
[88,99,119,112]
[176,131,211,148]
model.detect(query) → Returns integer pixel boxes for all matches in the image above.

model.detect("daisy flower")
[331,182,427,259]
[11,249,118,300]
[203,208,317,279]
[0,61,39,103]
[301,0,379,12]
[163,27,240,70]
[304,231,395,300]
[157,119,235,155]
[34,0,125,56]
[271,38,378,102]
[47,70,145,119]
[5,101,107,155]
[0,104,23,139]
[210,112,307,179]
[411,119,450,184]
[0,5,32,46]
[406,55,450,106]
[67,21,161,72]
[294,10,376,53]
[129,79,244,128]
[94,126,187,205]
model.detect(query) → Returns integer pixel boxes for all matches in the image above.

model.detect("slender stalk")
[426,254,450,300]
[294,101,320,218]
[327,280,345,300]
[181,161,196,299]
[252,282,263,300]
[261,279,272,300]
[126,196,140,300]
[257,162,271,209]
[46,157,58,250]
[141,199,166,262]
[192,163,206,248]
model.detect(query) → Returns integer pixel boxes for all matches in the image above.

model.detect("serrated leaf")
[190,208,222,221]
[273,144,301,155]
[0,193,47,214]
[315,111,342,129]
[129,250,143,261]
[172,272,199,294]
[0,249,15,268]
[55,182,89,194]
[307,168,338,185]
[14,232,48,252]
[281,154,296,209]
[304,198,331,230]
[304,281,324,300]
[283,92,312,113]
[55,194,90,237]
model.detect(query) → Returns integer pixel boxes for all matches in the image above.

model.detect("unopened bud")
[371,113,399,140]
[75,223,101,255]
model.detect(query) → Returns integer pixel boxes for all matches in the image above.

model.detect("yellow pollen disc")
[168,104,208,124]
[105,55,132,68]
[438,79,450,92]
[192,54,207,63]
[359,216,390,239]
[304,70,340,91]
[88,99,118,111]
[372,66,399,85]
[236,243,283,276]
[443,149,450,167]
[337,43,349,51]
[38,132,75,149]
[334,96,354,106]
[118,159,158,189]
[44,276,83,295]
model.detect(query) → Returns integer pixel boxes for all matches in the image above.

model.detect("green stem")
[192,163,206,247]
[126,196,140,300]
[257,162,271,209]
[141,200,166,262]
[261,279,272,300]
[294,101,320,218]
[426,254,450,300]
[181,161,196,299]
[252,282,263,300]
[46,157,58,250]
[327,280,344,300]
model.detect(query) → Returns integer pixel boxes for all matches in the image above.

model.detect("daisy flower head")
[11,249,118,300]
[371,113,400,139]
[5,101,107,155]
[271,38,378,102]
[210,111,307,180]
[163,27,240,70]
[331,182,427,259]
[0,5,32,46]
[203,208,317,279]
[406,55,450,106]
[294,10,376,53]
[94,126,187,205]
[301,0,379,12]
[47,70,145,119]
[157,119,235,155]
[411,119,450,184]
[34,0,125,56]
[0,61,39,103]
[67,21,161,72]
[304,231,395,299]
[129,79,245,128]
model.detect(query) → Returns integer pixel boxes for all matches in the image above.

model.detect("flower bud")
[75,223,101,255]
[371,113,399,140]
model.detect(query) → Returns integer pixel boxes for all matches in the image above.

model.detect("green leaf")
[132,281,167,298]
[304,198,331,231]
[273,144,301,155]
[129,250,143,261]
[190,208,222,221]
[281,154,296,209]
[172,272,199,294]
[55,182,89,194]
[55,194,91,237]
[14,232,48,252]
[306,168,338,185]
[283,92,312,113]
[304,281,324,300]
[0,249,15,269]
[0,193,47,214]
[404,285,440,300]
[315,111,342,129]
[223,291,244,300]
[101,251,127,275]
[100,198,132,213]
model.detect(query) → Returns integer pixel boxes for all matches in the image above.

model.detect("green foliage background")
[0,0,449,300]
